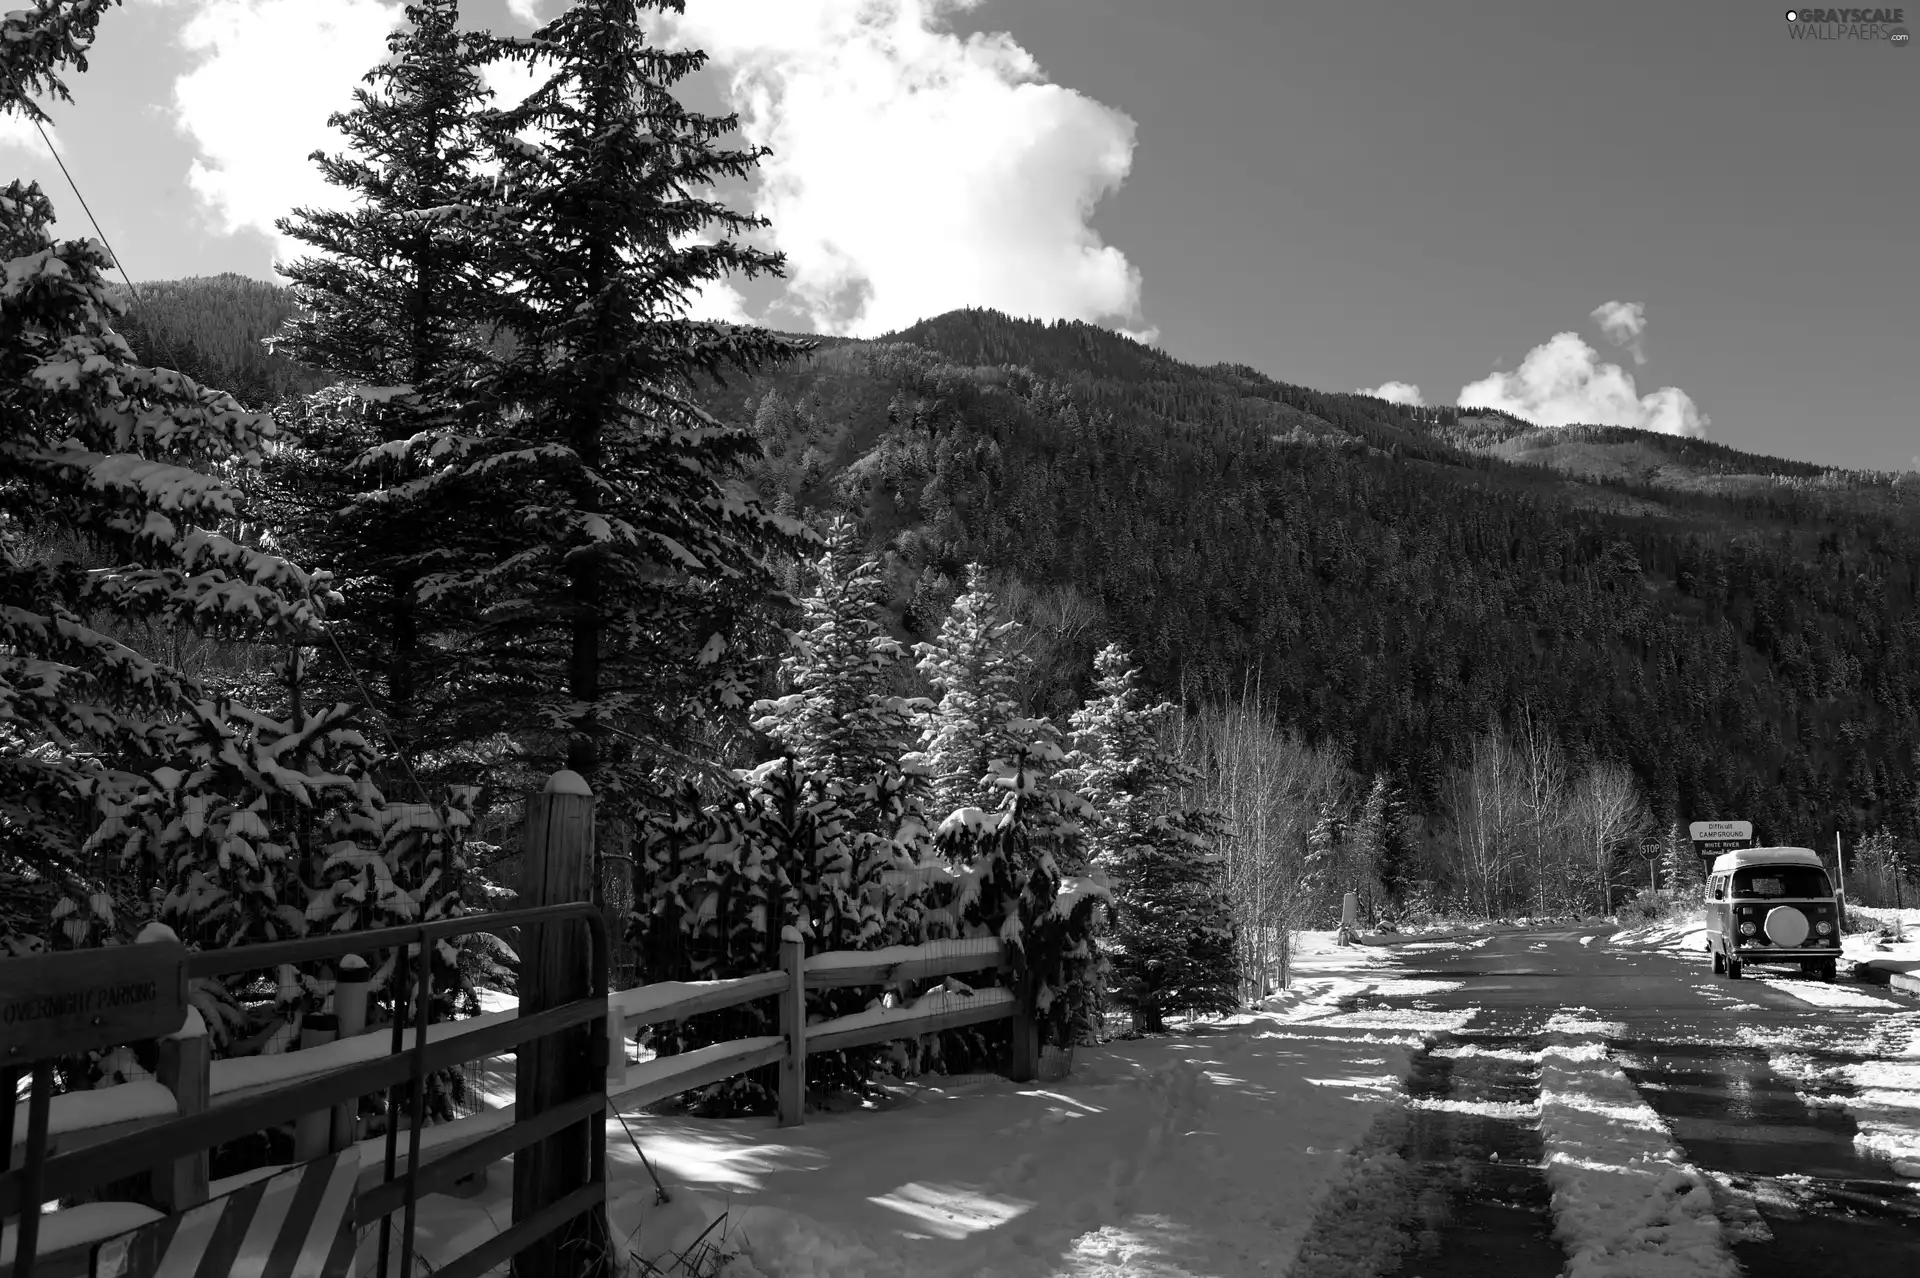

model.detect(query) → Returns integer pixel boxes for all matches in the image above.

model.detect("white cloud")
[1357,380,1425,406]
[1589,299,1647,365]
[0,109,61,156]
[166,0,405,264]
[649,0,1151,338]
[1457,330,1709,438]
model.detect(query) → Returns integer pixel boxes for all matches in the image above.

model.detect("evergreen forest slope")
[116,285,1920,850]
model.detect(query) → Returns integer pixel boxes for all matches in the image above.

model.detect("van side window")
[1710,875,1726,901]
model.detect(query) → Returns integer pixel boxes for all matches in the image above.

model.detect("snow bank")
[1608,913,1711,955]
[1536,1011,1737,1277]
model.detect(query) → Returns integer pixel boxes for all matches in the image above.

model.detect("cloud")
[165,0,405,264]
[1589,299,1647,365]
[1457,330,1709,437]
[0,109,61,156]
[1357,380,1425,406]
[648,0,1151,339]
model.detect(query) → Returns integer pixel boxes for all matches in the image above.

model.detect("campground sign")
[1690,820,1754,858]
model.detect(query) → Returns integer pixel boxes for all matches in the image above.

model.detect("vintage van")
[1702,846,1843,981]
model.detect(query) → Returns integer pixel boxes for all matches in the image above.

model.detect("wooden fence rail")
[2,900,611,1278]
[4,766,1042,1278]
[8,929,1033,1224]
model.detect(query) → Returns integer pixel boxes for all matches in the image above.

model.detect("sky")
[3,0,1914,470]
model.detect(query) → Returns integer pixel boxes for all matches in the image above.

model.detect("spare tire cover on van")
[1764,906,1810,948]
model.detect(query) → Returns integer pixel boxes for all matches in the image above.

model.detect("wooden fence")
[3,902,611,1278]
[2,770,1038,1278]
[606,930,1032,1124]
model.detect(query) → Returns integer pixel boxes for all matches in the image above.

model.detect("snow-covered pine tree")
[910,563,1028,820]
[936,719,1108,1054]
[266,0,501,781]
[1062,645,1236,1032]
[1351,771,1412,917]
[752,514,928,838]
[0,8,396,1064]
[386,0,815,809]
[1304,802,1349,923]
[752,514,933,948]
[1658,819,1700,892]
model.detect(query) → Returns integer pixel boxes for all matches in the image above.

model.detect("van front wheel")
[1820,961,1837,984]
[1727,958,1743,980]
[1712,949,1726,975]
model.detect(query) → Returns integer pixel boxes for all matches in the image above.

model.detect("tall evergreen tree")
[267,0,500,777]
[386,0,812,806]
[936,719,1107,1050]
[1353,771,1413,912]
[1304,802,1350,921]
[752,514,926,837]
[911,562,1028,819]
[1658,819,1700,891]
[1063,645,1237,1031]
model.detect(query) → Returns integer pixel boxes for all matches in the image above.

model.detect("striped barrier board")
[91,1150,359,1278]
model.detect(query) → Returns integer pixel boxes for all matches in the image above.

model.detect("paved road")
[1355,925,1918,1276]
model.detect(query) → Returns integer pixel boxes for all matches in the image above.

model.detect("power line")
[28,109,439,814]
[32,114,140,304]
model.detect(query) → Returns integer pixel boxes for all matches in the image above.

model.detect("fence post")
[1008,986,1040,1084]
[151,1009,210,1211]
[606,1003,629,1091]
[293,1012,337,1162]
[512,769,607,1278]
[331,957,370,1151]
[778,927,806,1127]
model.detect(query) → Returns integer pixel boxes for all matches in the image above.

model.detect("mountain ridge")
[111,281,1920,846]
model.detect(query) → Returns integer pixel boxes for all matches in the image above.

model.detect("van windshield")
[1731,866,1832,899]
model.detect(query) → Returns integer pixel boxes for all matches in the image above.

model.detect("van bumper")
[1734,946,1839,960]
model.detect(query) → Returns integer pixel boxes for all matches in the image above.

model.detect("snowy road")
[381,926,1920,1277]
[1351,926,1920,1277]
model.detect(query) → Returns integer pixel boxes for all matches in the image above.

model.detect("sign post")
[1689,820,1754,862]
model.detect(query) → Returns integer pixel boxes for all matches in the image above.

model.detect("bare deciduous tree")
[1569,761,1651,915]
[1168,684,1351,999]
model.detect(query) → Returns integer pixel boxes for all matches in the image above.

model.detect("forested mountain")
[109,273,335,408]
[114,290,1920,851]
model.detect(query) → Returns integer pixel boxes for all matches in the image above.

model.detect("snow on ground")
[1759,1013,1920,1179]
[1607,913,1711,955]
[1843,906,1920,982]
[1746,975,1891,1010]
[387,931,1471,1278]
[1534,1010,1737,1278]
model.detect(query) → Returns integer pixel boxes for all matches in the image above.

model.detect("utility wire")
[33,114,140,304]
[32,108,439,813]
